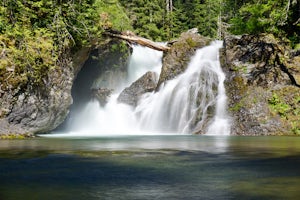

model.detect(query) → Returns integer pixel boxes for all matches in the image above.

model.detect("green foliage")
[291,122,300,135]
[268,93,292,117]
[0,133,34,139]
[229,101,244,112]
[95,0,132,31]
[226,0,300,46]
[120,0,221,41]
[120,0,167,41]
[0,0,131,91]
[268,90,300,135]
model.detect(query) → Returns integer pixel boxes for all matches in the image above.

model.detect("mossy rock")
[223,34,300,135]
[0,133,35,140]
[268,86,300,135]
[157,31,211,88]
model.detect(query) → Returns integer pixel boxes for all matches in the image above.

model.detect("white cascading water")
[136,41,230,135]
[49,41,230,137]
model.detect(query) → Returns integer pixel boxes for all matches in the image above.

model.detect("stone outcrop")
[157,30,211,88]
[91,88,113,107]
[118,71,157,107]
[0,58,73,135]
[222,34,300,135]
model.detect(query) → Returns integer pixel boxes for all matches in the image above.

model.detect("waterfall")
[49,41,230,137]
[136,41,230,135]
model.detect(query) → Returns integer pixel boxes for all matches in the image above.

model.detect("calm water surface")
[0,135,300,200]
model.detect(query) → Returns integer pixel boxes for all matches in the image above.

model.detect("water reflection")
[1,136,300,200]
[0,135,233,153]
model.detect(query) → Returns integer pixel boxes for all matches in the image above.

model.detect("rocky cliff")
[222,34,300,135]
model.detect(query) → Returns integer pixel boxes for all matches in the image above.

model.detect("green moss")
[231,65,248,73]
[291,122,300,135]
[268,88,300,135]
[0,133,34,140]
[229,101,244,112]
[268,93,292,118]
[186,38,197,48]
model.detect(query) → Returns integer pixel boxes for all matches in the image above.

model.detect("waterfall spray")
[48,41,230,137]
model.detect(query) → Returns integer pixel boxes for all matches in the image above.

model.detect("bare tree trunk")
[104,30,170,52]
[166,0,173,39]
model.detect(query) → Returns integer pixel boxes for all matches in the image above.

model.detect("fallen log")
[104,30,170,52]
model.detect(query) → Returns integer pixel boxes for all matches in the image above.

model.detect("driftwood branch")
[104,30,170,52]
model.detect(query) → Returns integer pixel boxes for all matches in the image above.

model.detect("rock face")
[118,71,157,107]
[222,34,300,135]
[157,30,211,88]
[70,39,131,111]
[91,39,132,90]
[0,58,73,135]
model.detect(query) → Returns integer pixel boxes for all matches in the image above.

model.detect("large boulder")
[118,71,157,107]
[222,34,300,135]
[157,29,211,88]
[0,58,73,136]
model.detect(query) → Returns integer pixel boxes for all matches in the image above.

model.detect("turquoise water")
[0,135,300,199]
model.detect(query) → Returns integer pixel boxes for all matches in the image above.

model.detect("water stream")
[51,41,230,137]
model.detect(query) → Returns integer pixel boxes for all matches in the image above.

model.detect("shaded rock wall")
[53,39,132,131]
[222,34,300,135]
[70,40,131,111]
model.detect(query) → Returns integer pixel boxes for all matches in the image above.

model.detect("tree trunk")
[104,30,170,52]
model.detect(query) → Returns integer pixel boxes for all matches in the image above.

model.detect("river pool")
[0,135,300,199]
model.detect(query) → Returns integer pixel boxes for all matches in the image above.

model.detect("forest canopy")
[120,0,299,46]
[0,0,299,92]
[0,0,131,89]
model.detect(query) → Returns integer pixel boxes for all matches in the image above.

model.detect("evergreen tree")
[226,0,300,46]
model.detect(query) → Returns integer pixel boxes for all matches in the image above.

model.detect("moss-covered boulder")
[157,29,211,88]
[222,34,300,135]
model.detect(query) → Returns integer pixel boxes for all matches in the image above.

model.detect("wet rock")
[91,88,113,107]
[118,71,157,107]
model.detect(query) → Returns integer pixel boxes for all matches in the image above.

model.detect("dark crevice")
[275,54,300,87]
